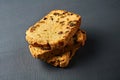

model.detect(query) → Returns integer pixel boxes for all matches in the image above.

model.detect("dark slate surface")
[0,0,120,80]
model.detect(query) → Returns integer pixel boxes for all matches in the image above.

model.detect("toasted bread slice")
[26,10,81,50]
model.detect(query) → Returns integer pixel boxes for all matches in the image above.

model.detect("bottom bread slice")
[47,46,79,67]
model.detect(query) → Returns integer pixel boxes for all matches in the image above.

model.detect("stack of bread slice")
[25,10,86,67]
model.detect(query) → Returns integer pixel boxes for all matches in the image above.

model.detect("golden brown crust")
[26,10,81,50]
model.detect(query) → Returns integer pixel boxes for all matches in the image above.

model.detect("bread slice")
[28,29,86,60]
[47,45,80,67]
[26,10,81,50]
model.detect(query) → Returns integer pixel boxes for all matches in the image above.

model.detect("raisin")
[59,21,65,25]
[62,11,68,14]
[33,43,51,50]
[63,12,65,15]
[50,16,53,20]
[66,27,70,29]
[44,30,47,31]
[43,17,47,20]
[30,26,38,32]
[53,12,60,16]
[32,42,39,47]
[70,23,75,26]
[68,20,77,27]
[58,31,63,34]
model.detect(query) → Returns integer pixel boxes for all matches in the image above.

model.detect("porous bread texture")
[26,10,81,50]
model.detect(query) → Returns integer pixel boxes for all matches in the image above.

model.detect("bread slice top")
[29,29,86,59]
[26,10,81,50]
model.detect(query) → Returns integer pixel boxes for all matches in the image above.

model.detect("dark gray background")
[0,0,120,80]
